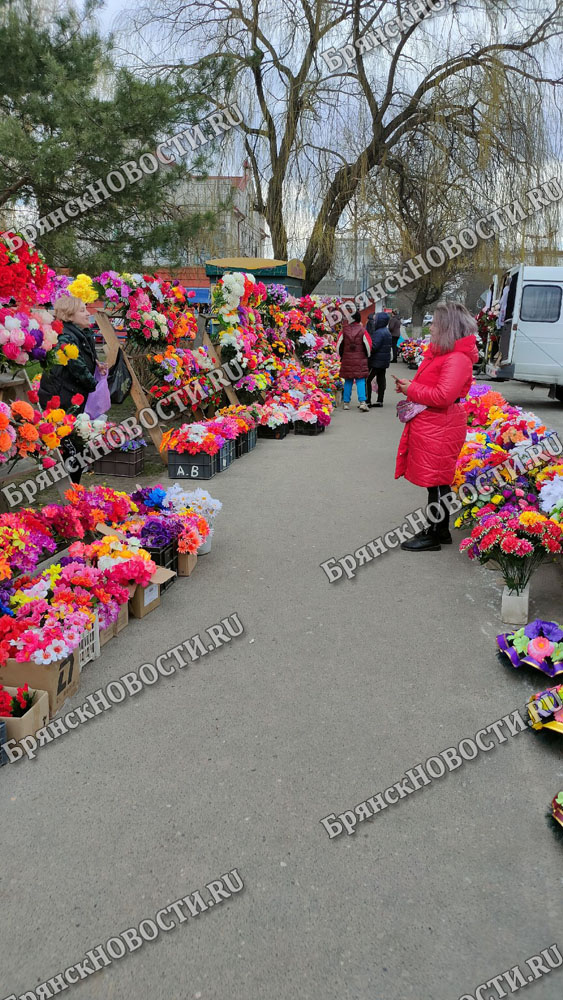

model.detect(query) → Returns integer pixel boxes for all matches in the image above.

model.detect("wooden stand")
[95,310,165,463]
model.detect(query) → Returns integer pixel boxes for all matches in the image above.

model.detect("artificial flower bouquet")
[497,619,563,677]
[0,682,34,717]
[160,421,226,456]
[0,394,76,469]
[0,234,49,306]
[0,510,57,581]
[460,508,563,592]
[128,486,211,553]
[0,305,62,371]
[1,560,129,665]
[454,480,540,530]
[70,536,157,588]
[0,680,50,745]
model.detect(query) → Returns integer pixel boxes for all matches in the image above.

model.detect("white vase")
[501,583,530,625]
[198,534,212,555]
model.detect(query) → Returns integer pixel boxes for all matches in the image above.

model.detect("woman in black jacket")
[39,295,107,482]
[366,312,392,407]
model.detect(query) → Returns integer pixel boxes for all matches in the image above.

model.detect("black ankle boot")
[401,532,441,551]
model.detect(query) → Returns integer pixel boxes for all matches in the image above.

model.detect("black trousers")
[427,485,451,537]
[391,336,400,363]
[367,367,386,404]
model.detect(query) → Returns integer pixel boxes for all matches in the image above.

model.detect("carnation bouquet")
[460,508,563,592]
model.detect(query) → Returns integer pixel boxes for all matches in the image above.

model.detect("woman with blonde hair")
[39,295,107,482]
[394,302,479,551]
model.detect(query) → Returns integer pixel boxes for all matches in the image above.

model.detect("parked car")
[485,264,563,401]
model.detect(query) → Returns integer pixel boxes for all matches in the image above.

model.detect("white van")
[485,264,563,401]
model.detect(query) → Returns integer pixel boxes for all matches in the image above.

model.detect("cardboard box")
[178,552,197,577]
[0,651,79,718]
[94,524,176,617]
[129,581,160,619]
[99,624,114,648]
[113,602,129,636]
[128,567,175,618]
[0,687,49,744]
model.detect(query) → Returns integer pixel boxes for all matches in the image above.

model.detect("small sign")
[144,583,159,608]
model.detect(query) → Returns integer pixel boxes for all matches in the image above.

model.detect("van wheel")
[556,387,563,403]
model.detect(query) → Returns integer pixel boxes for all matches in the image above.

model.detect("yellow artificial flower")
[65,344,79,359]
[67,274,97,304]
[491,494,503,504]
[46,409,65,423]
[520,510,547,525]
[56,350,68,366]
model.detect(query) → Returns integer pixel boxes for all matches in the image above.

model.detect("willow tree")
[354,75,561,327]
[123,0,563,292]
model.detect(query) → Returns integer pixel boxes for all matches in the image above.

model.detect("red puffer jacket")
[395,335,479,487]
[337,323,371,379]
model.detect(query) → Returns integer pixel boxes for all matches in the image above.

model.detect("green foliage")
[0,0,216,271]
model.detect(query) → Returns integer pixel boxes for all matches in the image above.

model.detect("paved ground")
[2,367,563,1000]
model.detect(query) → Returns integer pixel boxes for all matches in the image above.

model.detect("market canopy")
[205,257,305,295]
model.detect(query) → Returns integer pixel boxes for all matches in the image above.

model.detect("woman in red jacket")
[337,311,372,411]
[394,302,479,551]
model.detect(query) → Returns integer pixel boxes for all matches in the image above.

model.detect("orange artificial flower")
[18,423,39,442]
[0,430,12,452]
[11,400,35,421]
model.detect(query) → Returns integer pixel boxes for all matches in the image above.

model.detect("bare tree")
[120,0,563,292]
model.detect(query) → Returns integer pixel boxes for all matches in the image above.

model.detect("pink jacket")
[395,335,478,487]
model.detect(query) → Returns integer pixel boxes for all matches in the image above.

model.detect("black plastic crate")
[218,439,235,472]
[93,449,144,477]
[235,432,247,458]
[144,539,178,592]
[257,424,289,440]
[243,428,257,453]
[168,450,218,480]
[294,421,325,436]
[0,721,8,766]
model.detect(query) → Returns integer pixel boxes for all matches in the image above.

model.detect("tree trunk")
[411,294,426,337]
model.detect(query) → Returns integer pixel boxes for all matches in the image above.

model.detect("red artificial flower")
[71,394,84,406]
[27,389,39,404]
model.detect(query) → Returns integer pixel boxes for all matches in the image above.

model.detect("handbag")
[85,373,111,419]
[107,349,133,404]
[396,399,427,423]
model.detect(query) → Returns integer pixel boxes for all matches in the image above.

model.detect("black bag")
[107,349,132,404]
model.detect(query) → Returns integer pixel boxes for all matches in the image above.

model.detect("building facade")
[175,162,269,265]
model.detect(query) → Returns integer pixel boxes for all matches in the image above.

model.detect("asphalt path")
[1,366,562,1000]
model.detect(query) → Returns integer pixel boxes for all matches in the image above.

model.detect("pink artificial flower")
[527,636,555,661]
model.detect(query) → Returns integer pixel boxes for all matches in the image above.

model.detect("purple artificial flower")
[524,619,563,642]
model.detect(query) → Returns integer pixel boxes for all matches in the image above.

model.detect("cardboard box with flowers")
[0,683,49,746]
[0,557,130,712]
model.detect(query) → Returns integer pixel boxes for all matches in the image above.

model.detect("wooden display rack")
[95,310,166,463]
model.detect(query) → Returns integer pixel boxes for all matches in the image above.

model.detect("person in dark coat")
[389,310,401,362]
[39,295,107,483]
[367,312,392,407]
[336,311,372,410]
